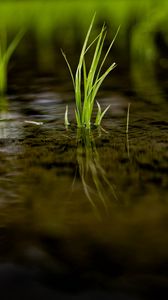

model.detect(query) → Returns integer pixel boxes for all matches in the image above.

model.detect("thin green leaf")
[95,102,111,126]
[61,49,75,88]
[5,29,25,63]
[78,13,96,69]
[84,27,106,55]
[89,62,116,107]
[97,26,120,79]
[86,25,106,91]
[94,101,101,125]
[75,108,82,127]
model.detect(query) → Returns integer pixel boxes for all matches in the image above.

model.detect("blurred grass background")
[0,0,168,102]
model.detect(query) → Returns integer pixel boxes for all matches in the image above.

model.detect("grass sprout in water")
[0,29,24,96]
[73,128,118,214]
[62,14,119,129]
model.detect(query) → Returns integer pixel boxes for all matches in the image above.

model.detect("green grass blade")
[86,62,116,111]
[83,58,87,96]
[126,102,131,134]
[0,29,25,96]
[94,101,101,125]
[5,29,25,63]
[75,14,96,122]
[78,13,96,69]
[86,25,106,91]
[61,49,75,89]
[0,29,7,57]
[84,28,105,55]
[82,27,107,126]
[75,108,82,127]
[82,58,88,123]
[75,69,82,120]
[97,26,120,79]
[95,102,111,126]
[92,62,117,99]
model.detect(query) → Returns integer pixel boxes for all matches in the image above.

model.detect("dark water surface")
[0,74,168,299]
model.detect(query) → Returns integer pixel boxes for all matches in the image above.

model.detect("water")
[0,70,167,299]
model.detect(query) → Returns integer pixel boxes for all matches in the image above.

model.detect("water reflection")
[74,128,118,214]
[0,97,22,141]
[0,98,21,204]
[0,97,9,138]
[0,96,8,112]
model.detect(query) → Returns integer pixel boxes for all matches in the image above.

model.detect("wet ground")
[0,70,168,300]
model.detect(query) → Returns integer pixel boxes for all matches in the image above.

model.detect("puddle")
[0,84,167,298]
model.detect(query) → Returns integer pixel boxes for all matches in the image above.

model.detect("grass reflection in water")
[73,128,118,215]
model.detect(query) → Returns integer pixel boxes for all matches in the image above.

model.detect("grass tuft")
[62,14,119,129]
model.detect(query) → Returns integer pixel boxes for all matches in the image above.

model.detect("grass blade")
[126,103,131,134]
[95,103,111,126]
[0,29,25,95]
[61,49,75,88]
[97,25,120,79]
[5,29,25,63]
[64,105,70,126]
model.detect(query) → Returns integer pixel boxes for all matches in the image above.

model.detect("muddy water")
[0,77,168,299]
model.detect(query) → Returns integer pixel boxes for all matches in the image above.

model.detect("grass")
[62,14,119,129]
[74,128,118,215]
[0,30,24,96]
[126,102,131,134]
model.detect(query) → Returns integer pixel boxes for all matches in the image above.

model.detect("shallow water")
[0,72,167,299]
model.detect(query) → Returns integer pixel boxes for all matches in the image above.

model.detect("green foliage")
[62,15,119,128]
[0,30,24,96]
